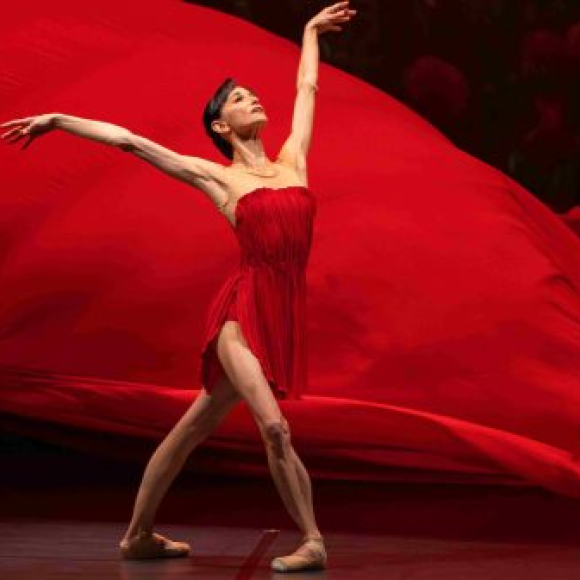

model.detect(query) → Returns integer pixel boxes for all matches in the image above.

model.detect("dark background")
[187,0,580,213]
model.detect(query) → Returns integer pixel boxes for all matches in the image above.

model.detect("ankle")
[125,526,153,541]
[302,532,324,543]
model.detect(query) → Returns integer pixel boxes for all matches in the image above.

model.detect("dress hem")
[199,275,289,399]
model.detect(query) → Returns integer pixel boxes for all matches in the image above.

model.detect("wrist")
[51,113,64,129]
[304,21,317,35]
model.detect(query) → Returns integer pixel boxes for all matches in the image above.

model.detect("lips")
[252,105,264,113]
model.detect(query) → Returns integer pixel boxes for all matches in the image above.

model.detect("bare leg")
[290,445,318,539]
[262,416,321,541]
[216,321,326,571]
[120,374,240,555]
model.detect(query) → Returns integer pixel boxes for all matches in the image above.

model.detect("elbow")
[115,130,135,152]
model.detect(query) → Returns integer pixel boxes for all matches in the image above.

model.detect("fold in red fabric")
[2,0,580,498]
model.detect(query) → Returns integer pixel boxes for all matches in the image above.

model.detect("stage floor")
[1,520,580,579]
[2,432,580,578]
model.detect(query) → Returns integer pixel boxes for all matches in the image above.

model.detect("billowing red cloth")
[2,0,580,497]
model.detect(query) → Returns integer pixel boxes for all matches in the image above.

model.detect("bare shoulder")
[182,155,307,225]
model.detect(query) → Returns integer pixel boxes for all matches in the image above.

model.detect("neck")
[231,134,270,168]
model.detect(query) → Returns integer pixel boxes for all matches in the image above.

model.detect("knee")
[262,417,291,458]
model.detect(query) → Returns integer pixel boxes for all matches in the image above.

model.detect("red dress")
[199,185,317,400]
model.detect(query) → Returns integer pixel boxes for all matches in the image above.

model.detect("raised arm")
[118,132,224,195]
[276,1,357,173]
[1,112,226,206]
[54,114,223,192]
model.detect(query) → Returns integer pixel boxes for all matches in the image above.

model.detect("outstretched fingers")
[328,1,350,13]
[1,126,33,149]
[0,117,32,128]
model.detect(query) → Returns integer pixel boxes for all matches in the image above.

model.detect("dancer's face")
[212,85,268,141]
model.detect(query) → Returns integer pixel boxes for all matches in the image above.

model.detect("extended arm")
[53,113,131,148]
[52,113,222,190]
[276,25,319,170]
[277,2,356,170]
[293,24,319,154]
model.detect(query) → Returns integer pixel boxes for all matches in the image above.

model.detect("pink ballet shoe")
[119,531,191,560]
[270,536,327,572]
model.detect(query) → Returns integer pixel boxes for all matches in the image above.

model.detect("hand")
[306,1,357,35]
[0,113,58,150]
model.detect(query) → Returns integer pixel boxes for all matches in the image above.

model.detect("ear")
[211,119,229,137]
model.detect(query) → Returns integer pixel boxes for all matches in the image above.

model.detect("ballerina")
[0,1,357,572]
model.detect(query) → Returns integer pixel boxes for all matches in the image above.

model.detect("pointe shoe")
[270,537,327,572]
[119,531,191,560]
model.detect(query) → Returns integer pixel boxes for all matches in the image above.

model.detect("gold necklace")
[231,161,279,178]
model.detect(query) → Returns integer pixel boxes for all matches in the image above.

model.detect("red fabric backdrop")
[2,0,580,497]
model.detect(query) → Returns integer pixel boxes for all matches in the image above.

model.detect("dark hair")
[202,77,237,160]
